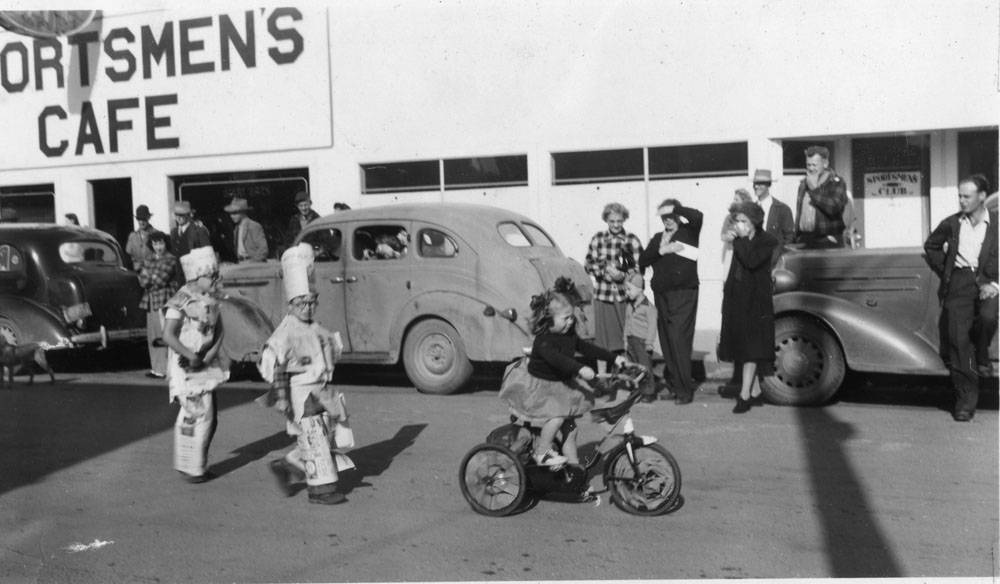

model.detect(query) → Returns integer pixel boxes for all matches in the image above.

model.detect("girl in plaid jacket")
[137,231,179,378]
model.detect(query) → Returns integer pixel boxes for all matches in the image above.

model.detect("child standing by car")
[622,272,662,402]
[499,277,627,468]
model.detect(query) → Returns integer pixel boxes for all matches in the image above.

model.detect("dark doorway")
[958,128,999,193]
[171,168,310,263]
[91,178,134,260]
[851,135,930,248]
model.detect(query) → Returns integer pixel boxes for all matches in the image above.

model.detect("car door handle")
[345,276,358,283]
[331,277,345,283]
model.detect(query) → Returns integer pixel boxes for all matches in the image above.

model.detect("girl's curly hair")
[528,277,582,335]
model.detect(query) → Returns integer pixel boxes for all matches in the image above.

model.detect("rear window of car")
[497,222,531,247]
[521,222,555,247]
[59,241,120,266]
[417,228,458,258]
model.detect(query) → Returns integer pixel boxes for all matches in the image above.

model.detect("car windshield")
[59,241,120,266]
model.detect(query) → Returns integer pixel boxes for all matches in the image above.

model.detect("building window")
[444,155,528,190]
[0,184,55,223]
[552,148,644,184]
[958,129,999,195]
[361,161,440,194]
[782,140,836,174]
[648,142,747,179]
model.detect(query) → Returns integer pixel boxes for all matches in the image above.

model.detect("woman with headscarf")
[718,201,778,414]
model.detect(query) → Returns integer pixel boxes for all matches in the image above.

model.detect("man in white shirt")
[923,174,998,422]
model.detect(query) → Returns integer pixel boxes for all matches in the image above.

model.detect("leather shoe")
[952,411,974,422]
[674,395,693,405]
[308,491,347,505]
[717,384,739,398]
[639,394,657,404]
[732,397,751,414]
[181,470,215,484]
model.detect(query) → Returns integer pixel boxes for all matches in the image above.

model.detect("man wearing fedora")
[286,190,320,247]
[226,197,269,262]
[125,204,161,270]
[170,201,212,285]
[752,169,795,259]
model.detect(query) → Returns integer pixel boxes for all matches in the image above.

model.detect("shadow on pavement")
[0,382,260,496]
[795,407,902,577]
[835,372,998,412]
[338,423,428,494]
[211,431,295,478]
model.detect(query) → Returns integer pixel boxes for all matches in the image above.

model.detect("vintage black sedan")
[763,245,997,405]
[0,224,147,349]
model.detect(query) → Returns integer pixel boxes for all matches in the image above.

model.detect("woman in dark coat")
[718,201,778,414]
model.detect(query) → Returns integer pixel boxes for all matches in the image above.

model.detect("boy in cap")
[258,243,351,505]
[623,272,664,402]
[161,246,229,483]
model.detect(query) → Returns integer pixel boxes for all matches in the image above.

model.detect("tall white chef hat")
[281,242,315,301]
[180,246,219,282]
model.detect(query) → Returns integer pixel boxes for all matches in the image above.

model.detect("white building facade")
[1,1,997,363]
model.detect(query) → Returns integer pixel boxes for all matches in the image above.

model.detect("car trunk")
[526,253,595,339]
[63,267,145,332]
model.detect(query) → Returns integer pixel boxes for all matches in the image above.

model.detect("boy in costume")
[258,243,352,505]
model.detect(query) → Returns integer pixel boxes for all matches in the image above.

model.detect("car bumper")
[69,326,146,348]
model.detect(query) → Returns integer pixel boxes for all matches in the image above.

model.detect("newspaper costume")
[258,243,352,504]
[164,246,229,481]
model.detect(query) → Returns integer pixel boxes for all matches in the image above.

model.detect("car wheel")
[0,316,21,344]
[402,319,473,395]
[762,316,845,406]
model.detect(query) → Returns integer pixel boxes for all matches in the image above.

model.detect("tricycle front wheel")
[459,443,527,517]
[603,442,681,516]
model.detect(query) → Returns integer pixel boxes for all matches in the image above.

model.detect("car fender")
[392,291,532,362]
[0,294,73,348]
[218,294,275,363]
[774,291,947,375]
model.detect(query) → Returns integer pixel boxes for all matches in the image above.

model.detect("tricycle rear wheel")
[459,443,527,517]
[603,442,681,516]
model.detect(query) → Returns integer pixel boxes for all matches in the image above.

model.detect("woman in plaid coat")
[137,231,180,378]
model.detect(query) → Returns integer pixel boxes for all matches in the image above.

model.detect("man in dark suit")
[170,201,212,257]
[753,169,795,261]
[639,198,703,404]
[923,174,998,422]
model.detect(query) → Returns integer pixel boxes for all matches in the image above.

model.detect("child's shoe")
[533,449,568,468]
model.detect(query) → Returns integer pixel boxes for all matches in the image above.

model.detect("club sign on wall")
[0,7,331,169]
[863,171,925,248]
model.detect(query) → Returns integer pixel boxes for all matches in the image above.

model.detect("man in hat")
[639,198,703,404]
[258,243,351,505]
[286,191,320,246]
[752,169,795,254]
[795,146,848,248]
[161,246,229,483]
[64,213,80,226]
[125,204,160,270]
[225,197,268,262]
[170,200,211,260]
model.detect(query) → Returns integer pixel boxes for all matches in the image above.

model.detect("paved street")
[1,361,997,583]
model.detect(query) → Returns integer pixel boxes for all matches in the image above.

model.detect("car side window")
[498,222,531,247]
[356,225,408,260]
[301,228,342,262]
[418,228,458,258]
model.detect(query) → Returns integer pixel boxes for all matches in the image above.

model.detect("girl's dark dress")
[499,330,616,424]
[718,231,779,372]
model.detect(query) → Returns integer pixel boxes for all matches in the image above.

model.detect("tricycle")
[459,363,682,517]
